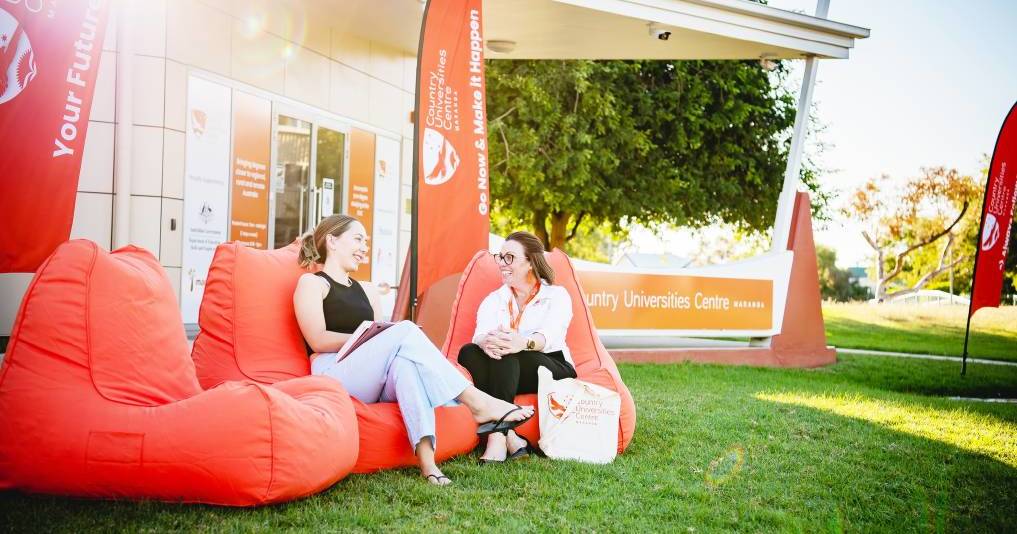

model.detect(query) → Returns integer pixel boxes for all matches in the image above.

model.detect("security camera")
[648,22,671,41]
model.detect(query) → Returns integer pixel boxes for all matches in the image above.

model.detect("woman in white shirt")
[458,231,577,463]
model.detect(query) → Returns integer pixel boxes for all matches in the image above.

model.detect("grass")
[2,355,1016,532]
[824,303,1017,362]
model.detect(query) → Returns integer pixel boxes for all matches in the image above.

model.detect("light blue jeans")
[311,320,470,450]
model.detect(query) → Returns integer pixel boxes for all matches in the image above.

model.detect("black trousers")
[457,343,577,403]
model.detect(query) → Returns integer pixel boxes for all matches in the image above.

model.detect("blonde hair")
[506,231,555,284]
[298,214,358,269]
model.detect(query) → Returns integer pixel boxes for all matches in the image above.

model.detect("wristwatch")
[526,337,536,350]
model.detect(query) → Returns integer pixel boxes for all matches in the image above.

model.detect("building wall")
[0,0,418,335]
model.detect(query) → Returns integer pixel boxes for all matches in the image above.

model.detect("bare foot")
[421,465,451,486]
[479,433,508,463]
[461,387,534,425]
[506,430,529,456]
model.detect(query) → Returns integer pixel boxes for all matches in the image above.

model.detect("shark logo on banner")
[0,8,37,104]
[422,127,460,186]
[0,1,110,272]
[407,0,491,315]
[980,213,1000,252]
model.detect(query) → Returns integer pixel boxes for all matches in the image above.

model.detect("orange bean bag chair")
[0,241,359,505]
[441,250,637,453]
[191,242,479,473]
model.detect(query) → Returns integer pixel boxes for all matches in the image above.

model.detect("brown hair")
[298,214,359,269]
[506,231,555,284]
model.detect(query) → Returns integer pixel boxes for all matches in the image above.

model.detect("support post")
[113,0,134,249]
[770,0,830,253]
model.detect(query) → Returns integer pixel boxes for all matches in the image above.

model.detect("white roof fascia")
[682,0,870,38]
[554,0,869,58]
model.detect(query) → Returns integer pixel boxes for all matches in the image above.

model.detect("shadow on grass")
[745,389,1017,533]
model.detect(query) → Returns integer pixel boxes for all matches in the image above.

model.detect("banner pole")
[962,100,1017,375]
[408,0,432,322]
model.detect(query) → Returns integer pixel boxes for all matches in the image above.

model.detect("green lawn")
[824,303,1017,363]
[3,355,1016,532]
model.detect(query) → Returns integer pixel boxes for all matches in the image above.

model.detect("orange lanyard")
[507,280,541,332]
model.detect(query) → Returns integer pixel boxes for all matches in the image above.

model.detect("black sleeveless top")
[306,272,374,355]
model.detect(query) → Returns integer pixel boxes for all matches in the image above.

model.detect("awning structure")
[333,0,868,60]
[484,0,868,60]
[333,0,870,345]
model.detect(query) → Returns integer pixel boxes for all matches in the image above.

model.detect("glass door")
[271,114,312,248]
[312,123,348,225]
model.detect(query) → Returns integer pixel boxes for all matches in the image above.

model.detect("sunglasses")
[492,252,521,266]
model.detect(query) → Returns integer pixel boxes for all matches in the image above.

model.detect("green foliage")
[485,59,821,250]
[490,210,625,263]
[816,245,870,302]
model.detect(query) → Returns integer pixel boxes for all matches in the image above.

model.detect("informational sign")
[228,90,271,249]
[577,271,773,330]
[373,137,402,316]
[412,0,490,301]
[321,178,335,217]
[181,77,232,323]
[348,127,375,280]
[0,1,110,272]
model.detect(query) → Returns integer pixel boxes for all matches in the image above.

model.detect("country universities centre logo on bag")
[537,367,621,464]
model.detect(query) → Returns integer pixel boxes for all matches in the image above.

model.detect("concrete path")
[836,348,1017,367]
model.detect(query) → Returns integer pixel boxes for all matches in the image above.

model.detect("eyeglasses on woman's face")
[492,252,517,266]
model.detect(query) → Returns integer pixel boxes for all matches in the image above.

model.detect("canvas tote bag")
[536,366,621,464]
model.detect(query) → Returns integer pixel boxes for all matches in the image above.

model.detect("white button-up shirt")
[472,282,574,366]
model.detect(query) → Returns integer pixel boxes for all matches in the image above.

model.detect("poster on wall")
[348,128,376,281]
[228,90,271,249]
[0,0,111,272]
[321,178,335,217]
[373,136,402,317]
[181,77,232,323]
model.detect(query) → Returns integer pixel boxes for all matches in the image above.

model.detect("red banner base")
[609,192,837,368]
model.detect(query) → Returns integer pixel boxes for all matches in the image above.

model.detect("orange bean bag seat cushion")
[191,242,479,473]
[0,241,358,506]
[441,250,637,453]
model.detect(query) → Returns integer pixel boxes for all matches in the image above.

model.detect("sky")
[630,0,1017,268]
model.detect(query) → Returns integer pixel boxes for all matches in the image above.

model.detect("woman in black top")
[293,214,533,485]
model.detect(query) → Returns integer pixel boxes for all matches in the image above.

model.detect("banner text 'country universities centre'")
[0,1,110,272]
[414,0,491,299]
[970,102,1017,317]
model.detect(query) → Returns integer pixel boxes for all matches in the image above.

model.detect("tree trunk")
[875,249,885,302]
[549,211,570,251]
[532,210,550,250]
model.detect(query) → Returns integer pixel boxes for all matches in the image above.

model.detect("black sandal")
[476,405,534,436]
[507,436,532,461]
[425,474,452,485]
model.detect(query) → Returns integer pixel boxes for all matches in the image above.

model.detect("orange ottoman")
[192,242,479,473]
[441,250,637,453]
[0,241,358,505]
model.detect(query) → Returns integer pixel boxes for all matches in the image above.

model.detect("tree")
[845,167,980,302]
[815,244,870,302]
[485,59,823,251]
[899,160,1017,301]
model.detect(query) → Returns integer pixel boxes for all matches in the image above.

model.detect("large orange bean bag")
[191,242,479,473]
[441,250,637,453]
[0,241,359,505]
